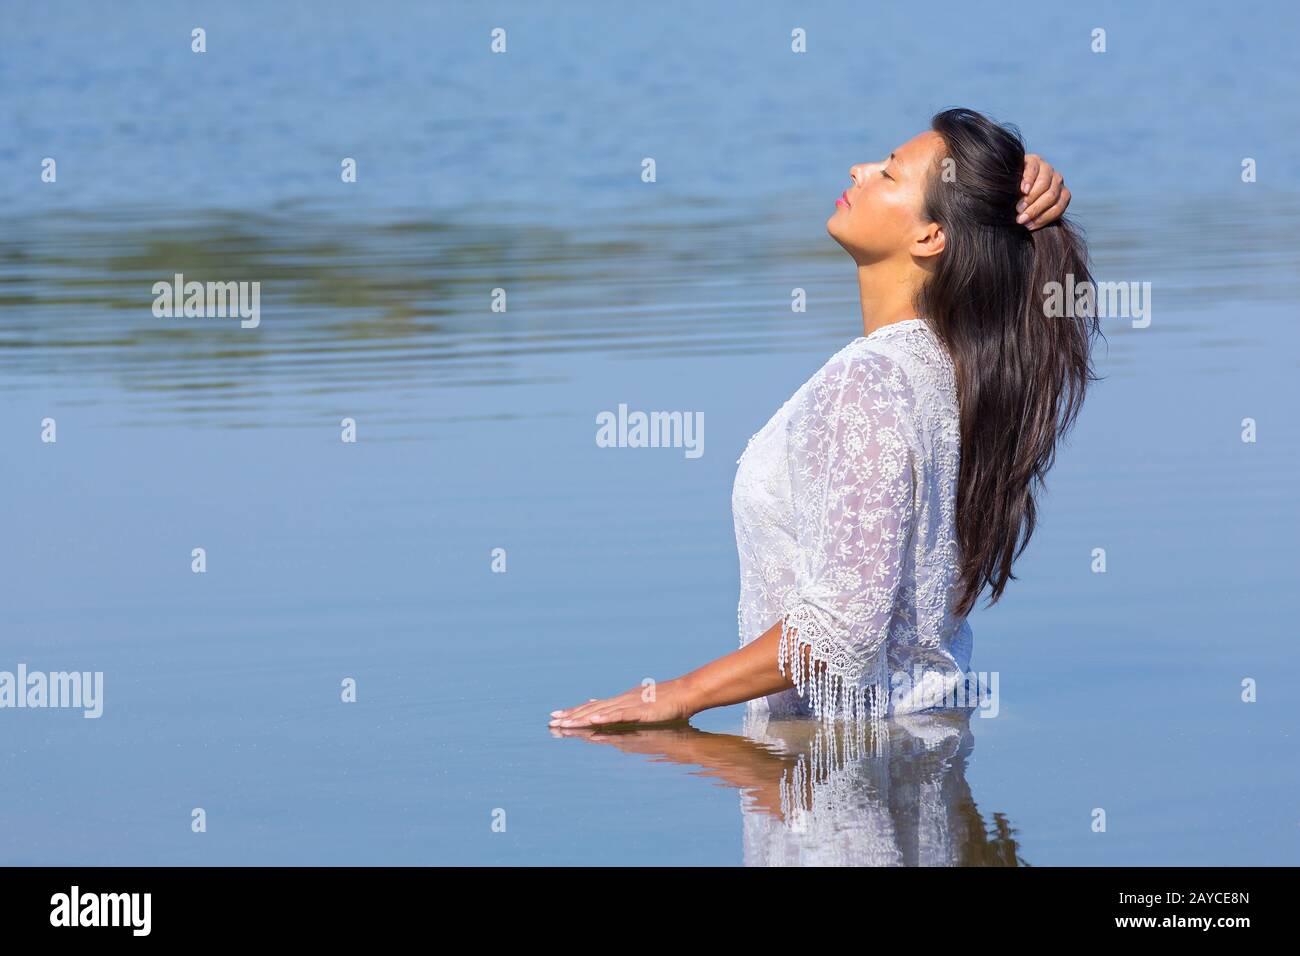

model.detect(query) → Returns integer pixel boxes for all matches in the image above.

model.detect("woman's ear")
[912,220,946,259]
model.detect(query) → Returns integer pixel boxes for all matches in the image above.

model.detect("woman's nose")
[849,162,882,185]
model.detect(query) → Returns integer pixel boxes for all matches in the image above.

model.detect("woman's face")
[827,130,944,263]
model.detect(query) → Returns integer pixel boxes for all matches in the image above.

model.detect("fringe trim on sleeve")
[777,601,891,748]
[778,720,892,824]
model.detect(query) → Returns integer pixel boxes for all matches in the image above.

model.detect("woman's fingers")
[574,697,645,727]
[1022,156,1053,203]
[550,692,635,726]
[549,702,596,723]
[556,706,616,728]
[1021,153,1042,193]
[1019,173,1064,226]
[1027,187,1071,230]
[554,701,608,724]
[1018,164,1055,223]
[548,684,673,727]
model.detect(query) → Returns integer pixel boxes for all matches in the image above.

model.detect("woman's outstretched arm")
[548,618,808,728]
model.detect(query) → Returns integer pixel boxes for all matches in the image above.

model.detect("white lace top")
[732,318,974,739]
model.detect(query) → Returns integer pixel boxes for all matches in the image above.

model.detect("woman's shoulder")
[812,323,923,400]
[792,337,917,436]
[853,318,951,368]
[791,320,953,420]
[850,319,958,406]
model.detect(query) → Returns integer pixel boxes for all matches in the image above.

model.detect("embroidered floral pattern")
[733,319,970,739]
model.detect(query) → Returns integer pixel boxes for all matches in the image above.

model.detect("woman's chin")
[826,221,856,256]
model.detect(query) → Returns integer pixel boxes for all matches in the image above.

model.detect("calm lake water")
[1,1,1298,865]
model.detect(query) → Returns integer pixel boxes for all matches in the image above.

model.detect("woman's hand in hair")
[1018,154,1071,230]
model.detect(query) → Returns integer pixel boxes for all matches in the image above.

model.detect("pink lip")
[838,190,852,208]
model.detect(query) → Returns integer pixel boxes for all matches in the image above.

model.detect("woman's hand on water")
[549,678,695,729]
[1018,154,1071,230]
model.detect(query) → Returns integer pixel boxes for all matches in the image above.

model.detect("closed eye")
[880,169,893,180]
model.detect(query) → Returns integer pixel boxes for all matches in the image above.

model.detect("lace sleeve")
[778,347,916,735]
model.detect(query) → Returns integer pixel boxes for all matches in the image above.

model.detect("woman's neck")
[857,259,924,337]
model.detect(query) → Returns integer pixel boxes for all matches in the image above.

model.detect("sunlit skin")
[549,135,1070,731]
[828,130,950,337]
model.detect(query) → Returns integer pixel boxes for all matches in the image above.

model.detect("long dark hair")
[917,108,1100,617]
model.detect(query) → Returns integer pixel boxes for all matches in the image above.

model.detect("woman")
[550,108,1096,737]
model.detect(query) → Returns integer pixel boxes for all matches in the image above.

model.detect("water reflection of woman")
[556,708,1026,867]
